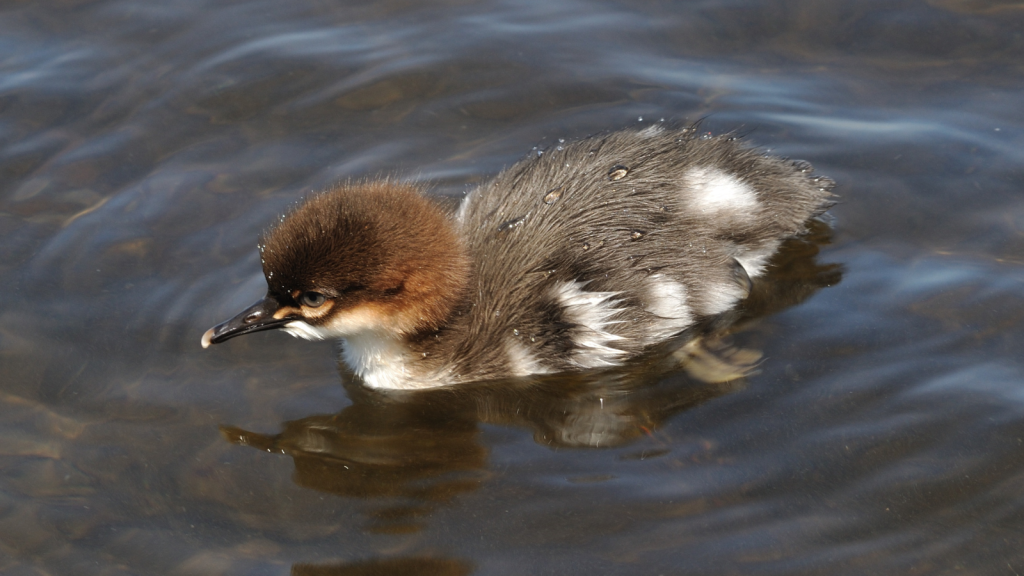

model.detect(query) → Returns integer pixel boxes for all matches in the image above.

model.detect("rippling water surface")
[2,0,1023,574]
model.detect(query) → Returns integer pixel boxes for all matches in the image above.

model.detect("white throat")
[282,320,442,390]
[339,330,413,389]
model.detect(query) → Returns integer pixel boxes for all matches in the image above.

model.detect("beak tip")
[201,327,215,349]
[201,295,290,349]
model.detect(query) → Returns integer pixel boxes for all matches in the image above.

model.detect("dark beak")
[201,295,298,348]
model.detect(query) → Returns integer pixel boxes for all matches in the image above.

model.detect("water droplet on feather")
[608,165,630,181]
[543,186,564,204]
[497,216,527,231]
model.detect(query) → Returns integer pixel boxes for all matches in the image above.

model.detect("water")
[2,0,1023,573]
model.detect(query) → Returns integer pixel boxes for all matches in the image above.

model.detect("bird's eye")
[299,291,327,308]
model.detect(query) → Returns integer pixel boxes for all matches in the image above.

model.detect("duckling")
[202,125,834,389]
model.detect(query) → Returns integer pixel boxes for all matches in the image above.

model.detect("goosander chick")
[202,126,833,389]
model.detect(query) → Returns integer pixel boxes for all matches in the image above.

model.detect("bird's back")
[438,126,833,381]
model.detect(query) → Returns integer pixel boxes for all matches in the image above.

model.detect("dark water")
[2,0,1023,573]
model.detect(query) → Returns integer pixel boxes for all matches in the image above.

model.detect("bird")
[201,124,834,389]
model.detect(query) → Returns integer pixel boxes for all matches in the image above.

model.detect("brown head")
[202,181,470,347]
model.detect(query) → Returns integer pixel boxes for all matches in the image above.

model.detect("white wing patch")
[733,243,778,279]
[642,275,693,344]
[505,339,553,377]
[699,281,748,316]
[686,167,758,215]
[551,281,628,369]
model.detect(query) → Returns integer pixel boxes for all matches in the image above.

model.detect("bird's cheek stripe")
[273,306,302,320]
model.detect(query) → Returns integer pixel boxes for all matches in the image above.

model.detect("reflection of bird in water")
[203,125,834,389]
[221,389,489,535]
[221,228,841,533]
